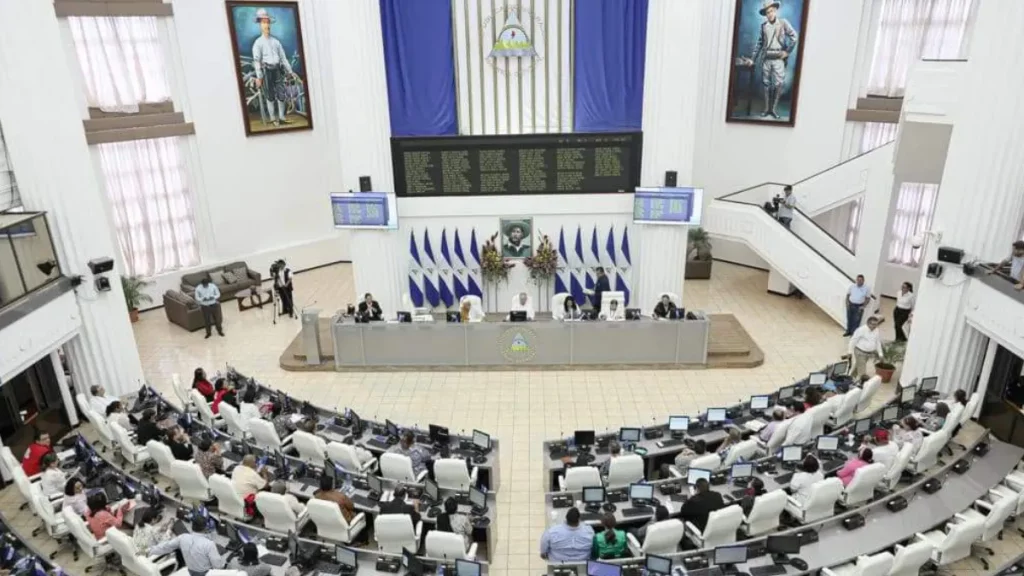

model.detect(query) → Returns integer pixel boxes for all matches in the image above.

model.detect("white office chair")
[292,430,328,467]
[306,499,367,544]
[209,474,252,521]
[109,422,151,470]
[907,430,947,474]
[249,418,292,452]
[881,444,914,492]
[374,513,423,554]
[672,453,721,478]
[821,551,894,576]
[741,489,787,536]
[506,293,535,320]
[1,447,35,483]
[762,418,794,454]
[840,462,886,506]
[327,442,378,474]
[602,290,626,309]
[856,376,883,413]
[936,402,965,439]
[106,527,145,575]
[146,441,178,490]
[11,468,46,514]
[559,466,602,492]
[190,389,223,429]
[887,539,935,576]
[171,461,214,503]
[605,454,644,489]
[219,403,250,437]
[171,373,191,411]
[380,453,427,484]
[785,477,842,524]
[28,484,73,559]
[90,409,117,453]
[404,293,434,321]
[425,531,478,560]
[685,504,743,549]
[459,295,484,322]
[916,516,985,567]
[809,401,833,438]
[255,492,309,533]
[950,393,981,449]
[434,458,479,491]
[63,506,116,572]
[956,490,1018,569]
[551,293,570,320]
[721,440,760,468]
[830,388,862,428]
[625,519,684,556]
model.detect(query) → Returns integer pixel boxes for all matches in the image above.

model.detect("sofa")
[164,262,262,331]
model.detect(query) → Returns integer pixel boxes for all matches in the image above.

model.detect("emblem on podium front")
[499,327,537,363]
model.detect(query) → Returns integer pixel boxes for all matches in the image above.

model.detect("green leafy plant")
[687,227,713,261]
[522,233,560,284]
[877,340,906,370]
[480,233,515,283]
[121,275,154,311]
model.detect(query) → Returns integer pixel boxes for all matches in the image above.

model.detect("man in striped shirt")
[540,507,595,562]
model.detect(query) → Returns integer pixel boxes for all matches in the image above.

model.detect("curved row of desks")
[538,369,1024,574]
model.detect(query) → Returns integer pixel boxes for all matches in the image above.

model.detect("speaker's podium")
[300,308,322,365]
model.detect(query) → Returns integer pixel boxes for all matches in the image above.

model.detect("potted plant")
[122,275,154,323]
[875,340,905,383]
[686,227,713,279]
[480,233,516,284]
[522,233,560,284]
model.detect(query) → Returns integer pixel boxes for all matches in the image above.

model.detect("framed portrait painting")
[725,0,809,126]
[226,1,313,136]
[500,218,533,259]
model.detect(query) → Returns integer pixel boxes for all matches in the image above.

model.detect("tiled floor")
[7,262,1020,574]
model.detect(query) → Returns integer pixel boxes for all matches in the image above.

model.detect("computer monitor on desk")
[386,419,400,438]
[644,555,672,576]
[587,560,622,576]
[781,445,802,465]
[882,405,900,423]
[423,479,439,506]
[713,545,748,573]
[619,427,641,443]
[706,408,727,425]
[900,384,917,405]
[455,559,482,576]
[830,361,849,379]
[574,430,596,449]
[336,546,357,571]
[816,435,839,453]
[583,486,606,511]
[469,486,488,515]
[687,468,712,486]
[668,416,689,437]
[628,483,654,505]
[403,549,425,576]
[808,372,827,387]
[778,386,796,402]
[366,474,383,500]
[429,425,450,445]
[749,395,770,412]
[473,430,491,452]
[920,376,938,393]
[854,418,872,435]
[730,463,754,481]
[509,310,528,322]
[766,534,801,563]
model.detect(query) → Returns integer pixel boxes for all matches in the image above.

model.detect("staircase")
[704,143,895,326]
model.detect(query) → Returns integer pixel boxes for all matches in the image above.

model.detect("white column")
[0,0,144,397]
[51,350,79,427]
[902,0,1024,393]
[634,0,702,310]
[319,0,403,313]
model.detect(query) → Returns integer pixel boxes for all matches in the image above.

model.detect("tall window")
[888,182,938,266]
[97,138,199,276]
[68,16,171,112]
[845,123,900,249]
[865,0,975,97]
[0,123,18,211]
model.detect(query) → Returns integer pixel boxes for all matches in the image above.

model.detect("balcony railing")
[0,211,63,311]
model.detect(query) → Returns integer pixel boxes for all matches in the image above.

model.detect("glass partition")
[0,212,62,309]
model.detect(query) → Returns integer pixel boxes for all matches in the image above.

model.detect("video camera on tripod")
[764,194,783,215]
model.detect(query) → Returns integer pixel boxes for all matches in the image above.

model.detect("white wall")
[0,291,80,384]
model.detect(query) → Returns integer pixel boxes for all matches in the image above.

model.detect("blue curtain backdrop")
[380,0,458,136]
[573,0,649,132]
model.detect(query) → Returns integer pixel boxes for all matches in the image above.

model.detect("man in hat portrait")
[252,8,299,126]
[749,1,798,119]
[500,218,533,259]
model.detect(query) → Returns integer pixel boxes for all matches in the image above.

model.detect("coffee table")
[237,287,273,312]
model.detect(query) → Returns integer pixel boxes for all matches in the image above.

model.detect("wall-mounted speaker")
[664,170,677,187]
[937,246,964,264]
[359,176,372,192]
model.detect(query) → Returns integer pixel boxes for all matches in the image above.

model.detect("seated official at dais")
[357,292,383,322]
[562,296,583,321]
[507,292,536,321]
[653,294,679,319]
[599,299,624,321]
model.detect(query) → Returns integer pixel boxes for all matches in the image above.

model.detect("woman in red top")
[21,430,53,476]
[192,368,215,402]
[85,492,133,539]
[211,378,237,415]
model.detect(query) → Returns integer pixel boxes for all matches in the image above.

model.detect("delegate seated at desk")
[315,474,357,521]
[148,515,225,574]
[561,297,583,321]
[387,431,432,476]
[653,295,678,319]
[783,404,814,446]
[507,292,535,321]
[837,448,873,486]
[679,478,726,533]
[86,491,135,539]
[788,456,824,506]
[167,426,195,461]
[132,509,175,556]
[232,454,271,500]
[357,293,383,322]
[599,442,623,476]
[89,385,119,415]
[230,542,273,576]
[599,300,624,321]
[39,454,66,497]
[758,409,787,443]
[540,507,594,562]
[861,429,897,472]
[379,486,421,525]
[195,437,225,477]
[106,401,132,431]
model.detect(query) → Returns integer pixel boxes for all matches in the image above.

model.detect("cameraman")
[271,260,295,318]
[776,185,796,229]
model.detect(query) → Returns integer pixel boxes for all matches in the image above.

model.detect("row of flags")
[408,225,633,309]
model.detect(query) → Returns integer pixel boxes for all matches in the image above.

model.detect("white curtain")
[0,123,17,211]
[843,122,900,249]
[98,137,199,277]
[865,0,976,97]
[68,16,171,112]
[888,182,938,266]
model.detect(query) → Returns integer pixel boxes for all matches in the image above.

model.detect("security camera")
[911,234,925,249]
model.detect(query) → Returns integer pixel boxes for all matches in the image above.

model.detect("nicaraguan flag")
[617,227,632,305]
[555,227,569,296]
[451,229,469,301]
[589,224,611,290]
[467,229,483,298]
[421,229,441,308]
[408,230,425,307]
[605,226,617,268]
[437,229,455,308]
[572,226,588,306]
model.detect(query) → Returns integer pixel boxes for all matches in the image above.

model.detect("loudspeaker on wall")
[359,176,372,192]
[664,171,677,187]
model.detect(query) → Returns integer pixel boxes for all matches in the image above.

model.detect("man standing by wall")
[844,274,874,337]
[252,8,298,127]
[194,278,224,339]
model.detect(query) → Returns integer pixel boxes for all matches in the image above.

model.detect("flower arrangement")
[523,233,560,283]
[480,232,515,283]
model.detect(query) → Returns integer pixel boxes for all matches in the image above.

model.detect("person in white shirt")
[848,316,884,377]
[775,185,796,228]
[507,292,535,321]
[788,455,824,506]
[844,274,875,336]
[232,455,270,500]
[893,282,914,342]
[783,404,813,446]
[599,299,625,321]
[88,385,117,415]
[270,481,306,516]
[194,277,224,339]
[893,416,924,457]
[862,429,898,473]
[990,240,1024,290]
[106,401,131,431]
[239,387,262,423]
[39,453,66,497]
